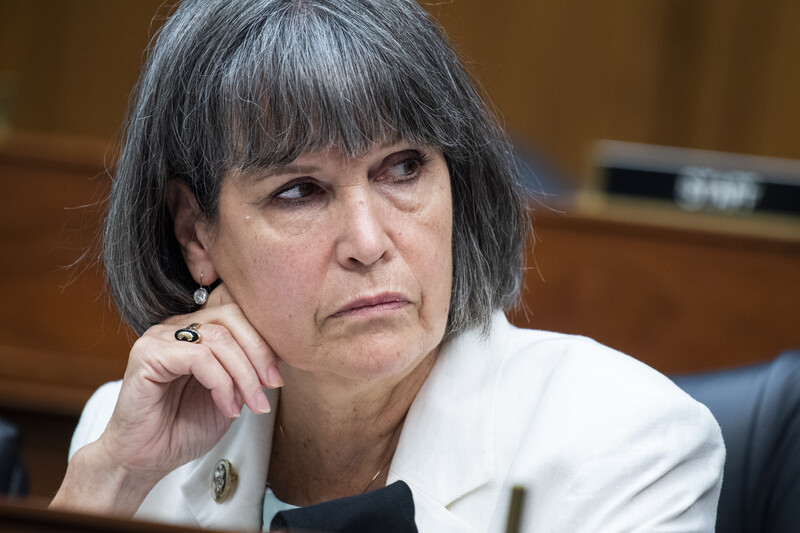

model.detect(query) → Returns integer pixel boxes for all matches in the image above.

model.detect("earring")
[193,274,209,305]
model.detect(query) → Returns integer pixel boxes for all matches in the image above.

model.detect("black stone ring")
[175,323,202,343]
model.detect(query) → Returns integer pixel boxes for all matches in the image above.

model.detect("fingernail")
[232,390,243,418]
[267,364,284,388]
[255,388,271,414]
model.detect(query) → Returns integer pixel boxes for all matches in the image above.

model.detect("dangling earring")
[193,273,209,305]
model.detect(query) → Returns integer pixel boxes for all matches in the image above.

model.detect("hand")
[52,283,281,515]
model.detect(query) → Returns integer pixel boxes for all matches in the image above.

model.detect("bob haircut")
[105,0,528,338]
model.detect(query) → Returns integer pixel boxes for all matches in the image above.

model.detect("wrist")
[50,440,161,517]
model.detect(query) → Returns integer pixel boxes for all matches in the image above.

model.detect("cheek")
[431,181,454,268]
[250,239,327,323]
[435,217,454,305]
[409,188,453,319]
[216,222,329,334]
[421,213,452,278]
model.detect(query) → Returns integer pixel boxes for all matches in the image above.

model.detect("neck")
[268,348,438,505]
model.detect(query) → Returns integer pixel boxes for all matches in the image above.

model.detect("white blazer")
[71,312,724,532]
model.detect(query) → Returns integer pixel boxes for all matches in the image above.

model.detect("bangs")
[214,1,467,172]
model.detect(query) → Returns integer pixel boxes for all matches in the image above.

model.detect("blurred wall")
[0,0,168,140]
[432,0,800,178]
[2,0,799,180]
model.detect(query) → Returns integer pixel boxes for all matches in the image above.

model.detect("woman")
[52,0,724,531]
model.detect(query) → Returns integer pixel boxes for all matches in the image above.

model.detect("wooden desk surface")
[0,498,242,533]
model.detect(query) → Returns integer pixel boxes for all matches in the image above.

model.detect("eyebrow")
[245,163,323,183]
[239,142,426,183]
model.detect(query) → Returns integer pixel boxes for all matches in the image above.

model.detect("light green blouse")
[262,486,299,531]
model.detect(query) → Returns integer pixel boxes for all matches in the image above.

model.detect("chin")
[326,329,441,383]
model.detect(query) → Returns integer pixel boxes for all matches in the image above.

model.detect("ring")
[175,323,202,343]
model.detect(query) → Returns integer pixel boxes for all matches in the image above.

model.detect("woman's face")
[201,143,453,384]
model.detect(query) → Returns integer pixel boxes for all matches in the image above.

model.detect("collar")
[388,312,507,529]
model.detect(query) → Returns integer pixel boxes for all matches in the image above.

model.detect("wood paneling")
[2,134,799,495]
[2,134,797,411]
[3,0,800,499]
[0,134,131,416]
[427,1,800,178]
[0,0,170,139]
[2,1,800,178]
[511,208,800,375]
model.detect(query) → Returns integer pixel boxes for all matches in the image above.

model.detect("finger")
[182,345,243,418]
[204,282,235,308]
[134,334,242,418]
[187,323,272,414]
[233,388,245,414]
[164,286,283,390]
[210,304,283,389]
[194,284,283,389]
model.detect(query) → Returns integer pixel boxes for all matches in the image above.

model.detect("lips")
[331,293,410,318]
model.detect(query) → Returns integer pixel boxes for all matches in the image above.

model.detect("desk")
[512,207,800,373]
[0,498,240,533]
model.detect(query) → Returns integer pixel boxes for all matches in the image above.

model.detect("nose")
[334,192,392,269]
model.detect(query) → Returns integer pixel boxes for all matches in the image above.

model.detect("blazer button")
[212,459,238,503]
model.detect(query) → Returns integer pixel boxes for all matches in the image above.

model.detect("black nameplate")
[592,141,800,217]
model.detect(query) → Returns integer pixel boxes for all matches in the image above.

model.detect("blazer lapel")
[180,387,279,530]
[389,320,501,531]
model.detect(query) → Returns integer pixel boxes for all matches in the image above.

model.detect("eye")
[382,151,430,183]
[273,180,322,203]
[389,158,421,179]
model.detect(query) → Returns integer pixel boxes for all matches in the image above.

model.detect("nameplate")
[591,141,800,217]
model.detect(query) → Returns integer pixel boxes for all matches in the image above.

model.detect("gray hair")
[105,0,528,338]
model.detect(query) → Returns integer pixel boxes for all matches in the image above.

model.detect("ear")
[166,180,219,286]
